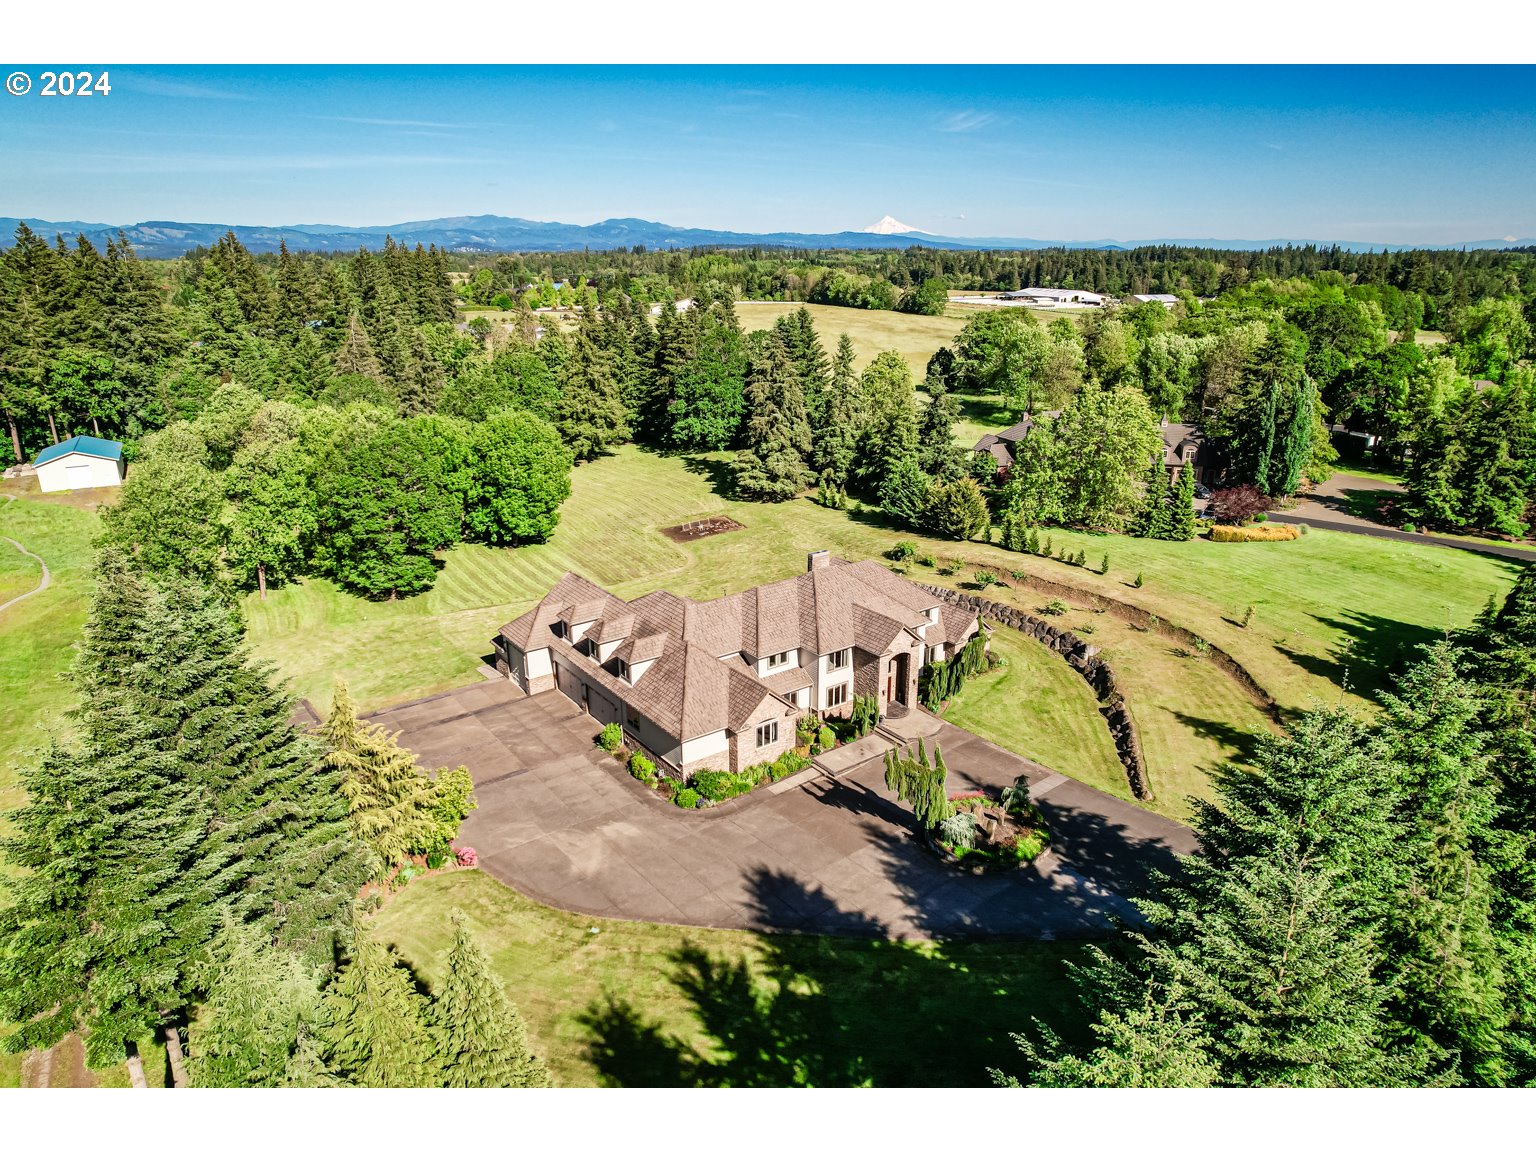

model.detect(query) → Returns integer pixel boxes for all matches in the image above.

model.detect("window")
[625,712,639,731]
[576,638,596,658]
[825,683,848,709]
[927,645,942,664]
[766,650,791,670]
[614,658,629,681]
[552,621,567,639]
[755,719,779,749]
[826,647,849,670]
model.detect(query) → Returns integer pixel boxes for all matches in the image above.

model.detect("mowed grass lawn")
[245,445,1518,818]
[373,869,1086,1087]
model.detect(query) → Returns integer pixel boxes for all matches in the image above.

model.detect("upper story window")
[826,647,850,671]
[766,650,791,670]
[614,658,629,681]
[552,621,568,640]
[576,638,596,658]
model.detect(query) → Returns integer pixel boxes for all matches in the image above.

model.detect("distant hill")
[1,214,1531,258]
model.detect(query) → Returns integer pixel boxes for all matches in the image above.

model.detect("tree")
[667,292,747,450]
[224,435,316,598]
[812,334,862,486]
[855,351,918,494]
[923,476,990,540]
[319,681,473,871]
[1169,464,1197,541]
[100,453,227,586]
[879,455,932,529]
[556,318,629,460]
[899,276,949,316]
[1130,457,1173,540]
[733,334,813,502]
[320,928,441,1087]
[1206,484,1273,525]
[916,379,963,479]
[1214,325,1315,497]
[333,311,384,382]
[313,415,470,598]
[465,410,573,544]
[187,919,323,1087]
[1031,383,1164,531]
[432,912,551,1087]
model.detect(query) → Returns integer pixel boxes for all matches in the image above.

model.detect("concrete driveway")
[372,682,1197,941]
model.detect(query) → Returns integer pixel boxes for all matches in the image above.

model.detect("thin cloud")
[937,109,999,133]
[129,75,256,101]
[315,115,472,130]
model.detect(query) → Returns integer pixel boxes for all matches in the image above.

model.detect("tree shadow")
[577,866,1092,1087]
[678,453,737,499]
[1278,609,1447,698]
[1168,710,1265,763]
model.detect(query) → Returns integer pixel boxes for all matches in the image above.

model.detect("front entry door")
[894,653,909,705]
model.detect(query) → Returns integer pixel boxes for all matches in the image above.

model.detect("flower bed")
[924,777,1051,874]
[622,745,809,809]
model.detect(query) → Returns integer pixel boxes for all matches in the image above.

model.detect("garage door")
[586,687,621,728]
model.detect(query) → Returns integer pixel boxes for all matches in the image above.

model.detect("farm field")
[735,301,967,382]
[373,869,1087,1087]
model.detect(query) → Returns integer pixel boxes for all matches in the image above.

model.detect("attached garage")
[34,436,125,493]
[551,656,622,727]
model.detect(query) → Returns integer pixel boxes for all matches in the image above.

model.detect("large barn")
[33,436,125,493]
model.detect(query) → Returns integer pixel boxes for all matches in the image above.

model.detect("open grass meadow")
[372,868,1087,1087]
[735,301,967,383]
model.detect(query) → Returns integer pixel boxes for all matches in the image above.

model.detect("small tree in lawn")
[1131,457,1173,540]
[1207,485,1274,525]
[432,911,551,1087]
[1170,465,1198,540]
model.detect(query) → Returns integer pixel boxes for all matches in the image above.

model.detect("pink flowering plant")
[455,845,478,867]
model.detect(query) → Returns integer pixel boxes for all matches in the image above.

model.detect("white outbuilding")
[33,435,125,493]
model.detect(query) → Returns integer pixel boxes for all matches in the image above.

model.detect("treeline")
[1000,571,1536,1087]
[443,242,1536,324]
[0,548,543,1085]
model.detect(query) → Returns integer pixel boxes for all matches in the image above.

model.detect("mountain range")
[1,214,1530,258]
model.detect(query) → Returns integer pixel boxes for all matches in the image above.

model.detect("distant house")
[973,418,1212,485]
[33,435,124,493]
[648,299,695,317]
[1131,293,1180,309]
[997,287,1108,308]
[496,552,982,778]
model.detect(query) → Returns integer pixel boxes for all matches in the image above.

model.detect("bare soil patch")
[660,516,745,543]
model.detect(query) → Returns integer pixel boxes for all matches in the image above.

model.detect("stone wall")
[919,584,1153,801]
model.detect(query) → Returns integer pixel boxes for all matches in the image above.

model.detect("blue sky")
[1,65,1532,243]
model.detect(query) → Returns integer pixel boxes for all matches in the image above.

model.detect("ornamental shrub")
[597,723,623,752]
[673,787,700,809]
[1208,523,1301,542]
[936,811,978,851]
[455,845,478,867]
[770,749,809,780]
[1041,599,1068,616]
[628,752,655,781]
[690,769,753,803]
[817,726,836,751]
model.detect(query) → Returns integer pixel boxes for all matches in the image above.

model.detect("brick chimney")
[807,549,830,571]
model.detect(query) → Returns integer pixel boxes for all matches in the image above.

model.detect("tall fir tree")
[732,334,813,501]
[813,333,862,486]
[320,927,441,1087]
[1169,463,1198,541]
[556,315,629,460]
[432,912,551,1087]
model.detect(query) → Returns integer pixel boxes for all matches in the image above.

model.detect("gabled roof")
[35,435,123,467]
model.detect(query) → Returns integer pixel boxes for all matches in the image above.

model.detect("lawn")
[735,301,967,382]
[372,869,1088,1087]
[940,626,1127,801]
[243,445,1518,818]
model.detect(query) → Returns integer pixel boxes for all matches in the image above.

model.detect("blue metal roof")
[34,435,124,467]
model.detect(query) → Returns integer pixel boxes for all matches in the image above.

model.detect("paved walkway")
[378,682,1197,941]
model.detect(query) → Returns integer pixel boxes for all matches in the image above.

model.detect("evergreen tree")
[917,378,964,479]
[1131,457,1173,539]
[667,293,747,450]
[187,919,322,1087]
[333,311,384,382]
[812,333,862,486]
[732,334,813,502]
[320,928,441,1087]
[880,455,932,529]
[556,317,629,460]
[432,912,551,1087]
[855,351,918,495]
[320,681,443,870]
[1169,464,1198,541]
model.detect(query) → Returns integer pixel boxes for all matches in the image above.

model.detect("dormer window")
[576,638,596,658]
[615,658,629,682]
[553,621,568,639]
[766,650,791,669]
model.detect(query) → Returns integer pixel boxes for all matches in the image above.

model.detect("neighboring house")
[973,417,1212,485]
[33,435,124,493]
[1130,293,1180,309]
[997,287,1108,308]
[496,552,983,777]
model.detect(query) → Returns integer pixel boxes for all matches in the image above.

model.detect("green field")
[372,869,1086,1087]
[736,301,967,383]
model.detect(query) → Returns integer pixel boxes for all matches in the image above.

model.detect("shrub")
[1099,553,1110,575]
[769,749,809,781]
[936,811,978,851]
[1207,485,1274,525]
[1401,522,1417,533]
[673,787,700,809]
[886,541,917,561]
[425,847,448,869]
[597,723,623,752]
[455,845,478,867]
[917,553,936,567]
[1040,599,1068,616]
[1208,523,1301,542]
[1010,569,1028,582]
[817,726,836,751]
[848,694,881,739]
[936,561,958,576]
[628,752,656,781]
[1133,571,1144,588]
[999,774,1032,814]
[1074,550,1087,567]
[1241,605,1255,628]
[1253,511,1268,522]
[974,570,998,589]
[689,769,754,803]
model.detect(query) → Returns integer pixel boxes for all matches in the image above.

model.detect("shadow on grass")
[1278,610,1446,698]
[577,867,1092,1087]
[678,453,736,499]
[1168,710,1266,764]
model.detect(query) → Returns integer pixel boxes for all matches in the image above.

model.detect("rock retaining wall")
[921,584,1153,801]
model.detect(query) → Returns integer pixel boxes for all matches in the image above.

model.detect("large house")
[974,417,1213,486]
[496,552,983,778]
